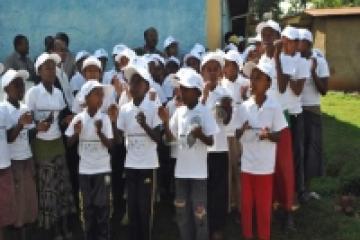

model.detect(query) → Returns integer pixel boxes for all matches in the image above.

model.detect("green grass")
[147,92,360,240]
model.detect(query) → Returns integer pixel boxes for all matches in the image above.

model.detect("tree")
[310,0,360,8]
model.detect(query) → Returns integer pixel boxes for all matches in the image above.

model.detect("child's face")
[165,62,179,76]
[180,86,200,106]
[223,60,239,80]
[118,56,130,70]
[5,78,25,101]
[201,60,222,84]
[261,27,279,47]
[186,57,201,73]
[83,65,102,81]
[250,68,271,97]
[282,37,297,55]
[166,44,179,57]
[129,74,149,100]
[153,64,165,84]
[298,40,311,54]
[39,60,57,85]
[86,87,104,110]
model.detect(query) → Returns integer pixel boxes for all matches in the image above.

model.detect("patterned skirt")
[32,138,76,229]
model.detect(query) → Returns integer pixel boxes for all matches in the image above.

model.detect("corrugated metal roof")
[305,7,360,17]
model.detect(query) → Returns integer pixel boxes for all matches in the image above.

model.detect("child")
[66,81,114,240]
[200,52,233,240]
[160,68,219,240]
[25,53,75,239]
[116,60,162,240]
[2,69,38,239]
[163,36,179,58]
[234,61,287,240]
[70,50,90,95]
[94,48,109,72]
[0,90,16,240]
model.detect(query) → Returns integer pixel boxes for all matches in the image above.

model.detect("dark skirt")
[11,159,38,227]
[32,138,76,229]
[0,167,16,227]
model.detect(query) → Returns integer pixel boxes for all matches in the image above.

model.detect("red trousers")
[240,172,273,240]
[273,128,295,211]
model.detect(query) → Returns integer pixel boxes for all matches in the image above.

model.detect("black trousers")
[109,143,126,221]
[207,152,229,235]
[126,168,155,240]
[289,113,305,194]
[79,173,112,240]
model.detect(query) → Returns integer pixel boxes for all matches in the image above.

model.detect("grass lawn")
[148,92,360,240]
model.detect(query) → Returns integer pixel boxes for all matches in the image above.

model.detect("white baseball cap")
[256,19,281,34]
[112,44,127,56]
[0,63,4,75]
[163,36,178,49]
[298,28,313,43]
[183,49,202,64]
[201,50,225,69]
[1,69,29,90]
[82,56,102,71]
[78,80,104,104]
[35,53,61,75]
[176,68,203,92]
[254,61,275,81]
[123,58,152,84]
[114,48,136,62]
[75,50,90,63]
[281,26,299,40]
[165,56,180,66]
[192,43,206,56]
[224,50,244,69]
[94,48,109,59]
[149,54,165,66]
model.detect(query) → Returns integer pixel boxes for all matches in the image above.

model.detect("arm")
[311,58,328,95]
[95,120,113,149]
[191,127,214,146]
[136,112,161,144]
[259,128,281,143]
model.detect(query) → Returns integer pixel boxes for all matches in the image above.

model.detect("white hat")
[298,28,313,43]
[183,49,202,64]
[149,54,165,66]
[163,36,178,49]
[281,26,299,40]
[0,63,4,75]
[165,56,180,66]
[123,58,152,84]
[224,43,238,52]
[78,80,103,104]
[192,43,206,56]
[82,56,102,71]
[35,53,61,74]
[114,48,136,62]
[176,68,203,92]
[75,50,90,63]
[201,50,225,69]
[254,61,275,81]
[256,19,281,34]
[224,50,244,69]
[94,48,109,59]
[112,44,127,55]
[248,34,262,45]
[1,69,29,90]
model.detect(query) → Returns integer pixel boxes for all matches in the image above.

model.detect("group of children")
[0,19,329,240]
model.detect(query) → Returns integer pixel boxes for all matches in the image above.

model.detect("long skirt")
[11,159,38,227]
[0,167,16,227]
[32,138,76,229]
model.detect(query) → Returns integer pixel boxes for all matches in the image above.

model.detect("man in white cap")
[163,36,179,58]
[116,60,162,240]
[298,28,330,202]
[159,68,219,240]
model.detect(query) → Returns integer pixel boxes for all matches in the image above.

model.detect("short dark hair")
[13,34,28,49]
[55,32,70,46]
[144,27,157,39]
[44,36,55,53]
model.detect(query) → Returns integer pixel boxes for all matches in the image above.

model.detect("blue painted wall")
[0,0,207,65]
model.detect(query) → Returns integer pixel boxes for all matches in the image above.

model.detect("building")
[282,7,360,91]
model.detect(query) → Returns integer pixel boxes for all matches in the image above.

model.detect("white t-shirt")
[286,53,311,114]
[162,75,175,100]
[65,110,113,174]
[301,52,330,106]
[170,102,219,179]
[2,101,34,161]
[151,81,167,104]
[102,69,125,85]
[233,97,287,175]
[166,99,180,159]
[204,85,232,152]
[221,75,250,105]
[0,104,12,169]
[25,83,67,141]
[117,97,161,169]
[70,72,86,93]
